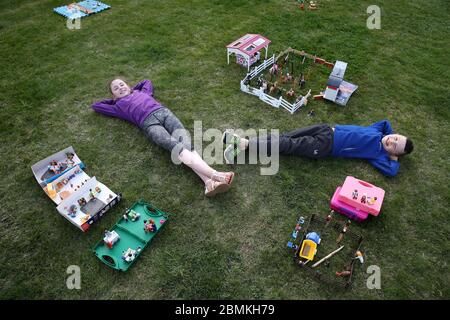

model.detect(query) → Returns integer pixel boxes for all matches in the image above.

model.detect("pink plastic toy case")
[330,176,385,221]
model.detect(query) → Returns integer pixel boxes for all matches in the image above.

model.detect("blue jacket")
[332,120,400,177]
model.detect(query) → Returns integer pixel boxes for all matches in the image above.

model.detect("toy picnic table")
[226,34,271,71]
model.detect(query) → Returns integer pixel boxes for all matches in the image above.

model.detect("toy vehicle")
[299,232,321,260]
[93,200,169,271]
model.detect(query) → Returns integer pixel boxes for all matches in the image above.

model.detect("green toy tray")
[93,200,169,271]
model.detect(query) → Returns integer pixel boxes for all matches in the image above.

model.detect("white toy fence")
[240,54,311,114]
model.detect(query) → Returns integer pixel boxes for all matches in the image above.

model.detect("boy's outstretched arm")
[367,157,400,177]
[370,120,393,135]
[133,79,154,96]
[91,99,119,117]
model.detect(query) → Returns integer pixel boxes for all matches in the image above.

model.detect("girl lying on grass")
[92,78,234,196]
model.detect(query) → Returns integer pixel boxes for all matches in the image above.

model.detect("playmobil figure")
[49,160,62,174]
[92,79,234,197]
[336,221,351,244]
[360,194,367,204]
[354,251,364,264]
[352,189,358,200]
[367,196,377,205]
[68,204,78,218]
[66,152,75,166]
[104,230,120,248]
[78,197,87,207]
[122,248,137,263]
[89,189,96,200]
[222,120,414,177]
[299,73,306,89]
[144,219,157,233]
[95,186,101,193]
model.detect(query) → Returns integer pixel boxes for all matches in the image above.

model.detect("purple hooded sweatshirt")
[91,79,163,127]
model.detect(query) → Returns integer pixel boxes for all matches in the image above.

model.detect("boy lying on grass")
[223,120,413,177]
[92,78,234,196]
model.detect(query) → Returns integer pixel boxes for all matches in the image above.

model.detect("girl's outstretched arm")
[133,79,154,96]
[91,99,119,117]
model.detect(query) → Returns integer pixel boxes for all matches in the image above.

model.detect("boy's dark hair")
[404,138,414,155]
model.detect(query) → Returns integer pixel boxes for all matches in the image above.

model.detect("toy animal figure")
[269,82,279,95]
[269,64,279,75]
[286,88,295,98]
[309,1,317,10]
[283,73,293,83]
[261,80,268,93]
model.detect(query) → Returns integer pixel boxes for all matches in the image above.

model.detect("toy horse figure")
[286,88,295,98]
[283,73,293,83]
[269,81,279,95]
[269,64,279,75]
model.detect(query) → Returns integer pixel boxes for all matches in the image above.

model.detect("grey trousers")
[140,107,192,154]
[248,124,334,158]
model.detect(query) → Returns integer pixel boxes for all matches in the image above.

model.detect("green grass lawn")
[0,0,449,299]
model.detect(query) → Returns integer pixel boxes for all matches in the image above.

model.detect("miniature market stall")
[226,34,271,71]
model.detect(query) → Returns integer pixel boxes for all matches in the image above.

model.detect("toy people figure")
[95,186,101,193]
[66,152,75,166]
[49,160,61,174]
[299,73,306,88]
[144,219,157,233]
[336,221,351,244]
[352,189,358,200]
[368,196,377,205]
[360,194,367,204]
[78,197,87,207]
[325,210,334,227]
[89,189,95,200]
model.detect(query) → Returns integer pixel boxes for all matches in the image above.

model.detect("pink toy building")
[226,34,271,71]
